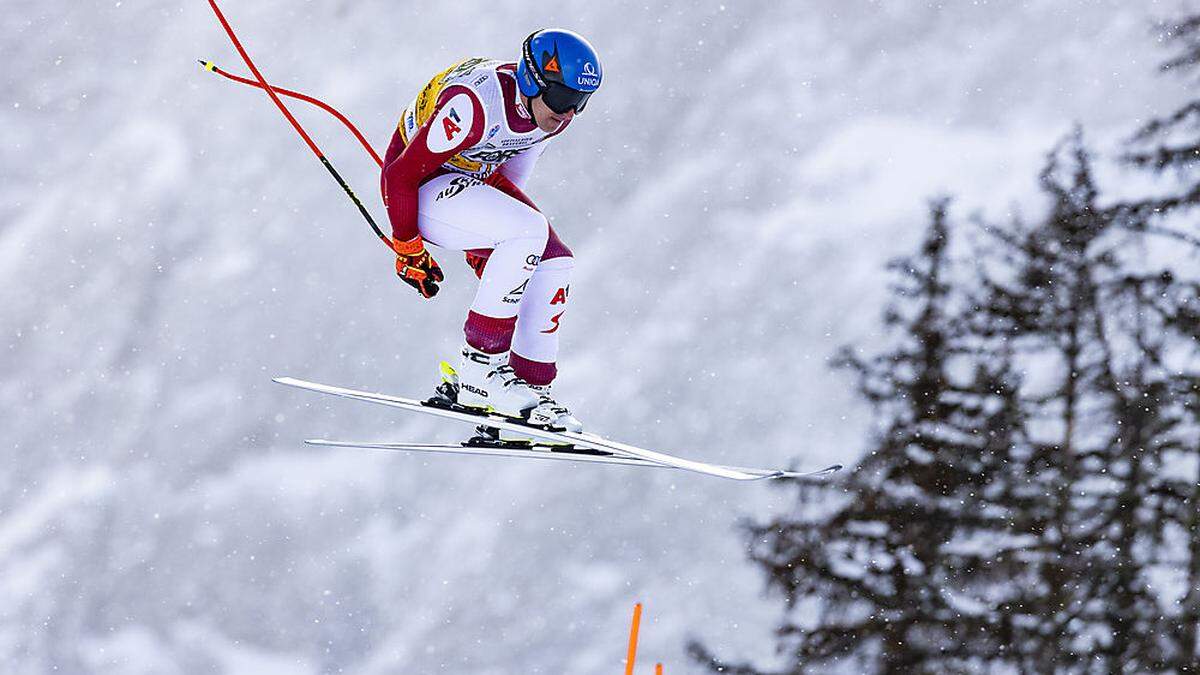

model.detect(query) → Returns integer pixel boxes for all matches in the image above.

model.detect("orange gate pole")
[624,603,643,675]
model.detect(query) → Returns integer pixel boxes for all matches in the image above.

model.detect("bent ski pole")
[198,60,384,168]
[203,0,392,251]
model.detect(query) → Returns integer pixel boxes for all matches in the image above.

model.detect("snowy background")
[0,1,1193,672]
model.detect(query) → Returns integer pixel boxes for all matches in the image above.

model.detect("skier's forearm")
[382,182,421,242]
[381,134,450,241]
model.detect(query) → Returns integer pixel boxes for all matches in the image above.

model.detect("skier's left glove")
[392,236,444,299]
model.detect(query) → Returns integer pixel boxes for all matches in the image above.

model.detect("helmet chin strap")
[521,93,539,124]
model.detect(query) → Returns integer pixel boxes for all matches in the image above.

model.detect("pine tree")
[1122,14,1200,668]
[1124,12,1200,236]
[690,201,1033,673]
[971,130,1198,672]
[692,132,1200,673]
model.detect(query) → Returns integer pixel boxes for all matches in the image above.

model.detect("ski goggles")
[541,81,592,115]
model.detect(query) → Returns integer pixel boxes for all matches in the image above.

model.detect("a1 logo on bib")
[427,93,475,153]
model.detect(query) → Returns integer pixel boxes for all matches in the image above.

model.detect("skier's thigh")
[416,174,547,251]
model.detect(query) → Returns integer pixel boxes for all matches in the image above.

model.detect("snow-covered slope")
[0,1,1189,672]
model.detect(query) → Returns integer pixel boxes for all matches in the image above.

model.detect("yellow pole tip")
[198,60,216,72]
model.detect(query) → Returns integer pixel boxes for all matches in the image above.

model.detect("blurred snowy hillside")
[0,1,1192,672]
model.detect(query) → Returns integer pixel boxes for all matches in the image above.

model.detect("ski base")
[305,438,844,479]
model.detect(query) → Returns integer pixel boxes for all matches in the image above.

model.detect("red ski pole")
[198,60,384,168]
[203,0,393,251]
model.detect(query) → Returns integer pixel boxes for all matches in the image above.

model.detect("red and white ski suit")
[381,58,574,385]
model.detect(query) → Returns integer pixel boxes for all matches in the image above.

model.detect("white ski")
[274,377,840,481]
[305,439,844,479]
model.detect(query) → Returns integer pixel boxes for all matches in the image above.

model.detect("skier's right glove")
[392,236,444,299]
[465,251,489,279]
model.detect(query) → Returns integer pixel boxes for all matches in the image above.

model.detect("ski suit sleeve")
[382,84,486,243]
[496,142,547,192]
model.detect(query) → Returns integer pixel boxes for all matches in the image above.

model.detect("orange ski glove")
[392,236,444,299]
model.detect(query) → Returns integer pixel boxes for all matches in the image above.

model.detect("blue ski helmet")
[517,29,602,114]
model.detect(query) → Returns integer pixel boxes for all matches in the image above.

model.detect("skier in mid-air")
[380,29,601,433]
[201,11,838,480]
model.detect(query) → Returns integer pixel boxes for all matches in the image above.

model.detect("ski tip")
[772,464,844,480]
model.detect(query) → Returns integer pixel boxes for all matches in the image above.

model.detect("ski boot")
[491,383,583,448]
[431,344,540,420]
[525,384,583,432]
